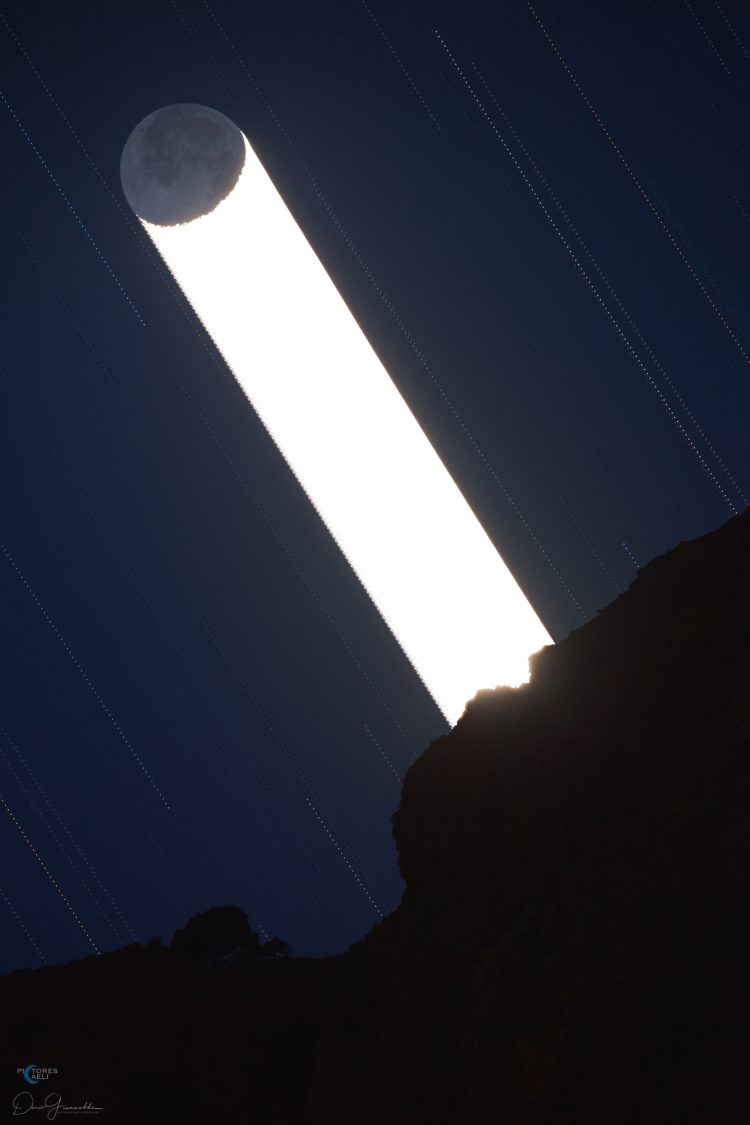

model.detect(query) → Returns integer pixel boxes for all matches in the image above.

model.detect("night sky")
[1,0,748,974]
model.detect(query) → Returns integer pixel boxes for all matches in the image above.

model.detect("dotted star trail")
[0,0,746,971]
[0,791,100,955]
[0,726,135,944]
[435,29,742,516]
[0,89,145,326]
[1,545,171,809]
[525,2,750,383]
[0,882,47,964]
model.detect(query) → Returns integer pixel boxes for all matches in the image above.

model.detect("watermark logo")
[13,1067,101,1118]
[16,1064,58,1086]
[11,1091,102,1119]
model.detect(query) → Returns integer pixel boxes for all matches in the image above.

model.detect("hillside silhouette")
[2,509,748,1123]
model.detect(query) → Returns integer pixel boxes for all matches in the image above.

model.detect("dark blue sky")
[1,0,748,973]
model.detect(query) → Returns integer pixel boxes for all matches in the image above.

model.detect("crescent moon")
[23,1063,39,1085]
[119,103,245,226]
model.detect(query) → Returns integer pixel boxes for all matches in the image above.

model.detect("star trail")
[0,0,748,973]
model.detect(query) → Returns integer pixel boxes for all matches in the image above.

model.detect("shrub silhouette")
[259,936,291,960]
[169,906,261,967]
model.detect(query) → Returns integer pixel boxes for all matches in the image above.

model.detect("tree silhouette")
[169,906,261,967]
[258,936,291,960]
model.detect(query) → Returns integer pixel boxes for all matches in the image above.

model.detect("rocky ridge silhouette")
[2,509,748,1123]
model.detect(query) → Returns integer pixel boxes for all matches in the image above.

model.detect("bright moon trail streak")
[120,104,552,725]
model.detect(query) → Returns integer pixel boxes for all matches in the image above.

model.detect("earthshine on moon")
[120,104,245,226]
[120,103,552,724]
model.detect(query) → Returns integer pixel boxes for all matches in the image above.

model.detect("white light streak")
[141,135,552,725]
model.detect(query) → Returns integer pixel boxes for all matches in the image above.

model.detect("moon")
[119,103,245,226]
[130,109,553,723]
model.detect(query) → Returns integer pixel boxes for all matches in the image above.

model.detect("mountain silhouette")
[2,508,748,1124]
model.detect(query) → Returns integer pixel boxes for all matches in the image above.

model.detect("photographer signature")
[12,1091,102,1119]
